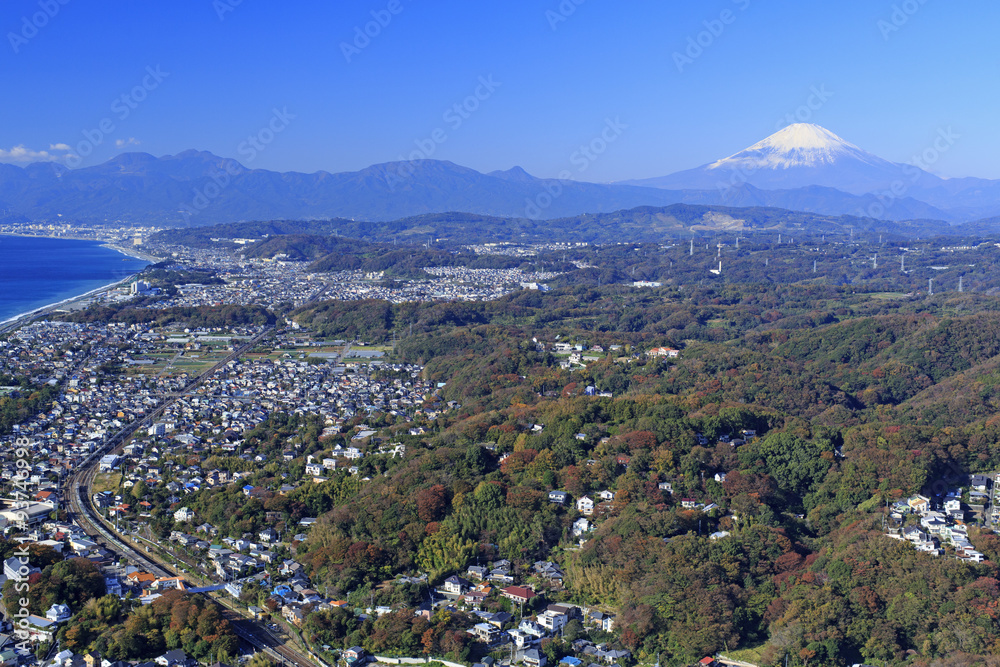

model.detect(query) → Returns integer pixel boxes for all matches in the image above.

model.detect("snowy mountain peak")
[758,123,855,151]
[708,123,889,171]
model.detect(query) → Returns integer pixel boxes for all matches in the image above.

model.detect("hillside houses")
[886,474,997,563]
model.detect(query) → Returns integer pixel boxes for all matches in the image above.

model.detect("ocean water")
[0,235,150,323]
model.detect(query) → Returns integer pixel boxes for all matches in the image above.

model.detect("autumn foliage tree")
[416,484,449,522]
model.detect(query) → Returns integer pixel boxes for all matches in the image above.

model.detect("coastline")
[0,273,140,334]
[0,232,163,264]
[0,236,160,335]
[100,241,163,264]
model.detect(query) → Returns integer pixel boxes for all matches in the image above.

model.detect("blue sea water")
[0,235,150,323]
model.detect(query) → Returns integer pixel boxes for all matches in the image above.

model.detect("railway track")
[61,325,329,666]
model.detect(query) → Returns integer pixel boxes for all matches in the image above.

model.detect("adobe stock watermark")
[673,0,751,74]
[213,0,244,21]
[854,126,958,219]
[179,107,295,223]
[65,65,169,168]
[341,0,408,64]
[524,117,627,219]
[7,0,70,54]
[546,0,586,31]
[386,75,501,191]
[774,85,835,131]
[10,438,33,653]
[714,85,835,195]
[878,0,931,41]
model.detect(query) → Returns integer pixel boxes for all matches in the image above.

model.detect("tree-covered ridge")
[147,203,967,247]
[280,284,1000,665]
[57,303,276,327]
[0,377,60,436]
[56,590,238,662]
[233,233,542,277]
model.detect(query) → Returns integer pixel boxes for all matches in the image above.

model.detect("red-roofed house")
[501,586,536,604]
[127,571,156,588]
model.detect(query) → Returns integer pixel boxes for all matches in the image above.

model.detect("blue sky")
[1,0,998,181]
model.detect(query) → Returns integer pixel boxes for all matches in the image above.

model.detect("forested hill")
[282,284,1000,666]
[148,204,966,247]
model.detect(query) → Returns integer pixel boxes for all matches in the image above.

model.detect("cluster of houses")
[0,540,191,649]
[885,473,997,563]
[140,247,328,312]
[572,490,617,517]
[0,321,194,480]
[266,561,336,627]
[0,318,439,516]
[545,341,614,371]
[548,341,681,372]
[141,352,434,457]
[152,243,563,307]
[0,574,71,645]
[537,339,683,372]
[44,646,212,667]
[0,319,442,661]
[429,560,625,667]
[470,605,626,667]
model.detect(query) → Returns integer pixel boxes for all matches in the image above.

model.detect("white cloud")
[115,137,140,148]
[0,144,74,164]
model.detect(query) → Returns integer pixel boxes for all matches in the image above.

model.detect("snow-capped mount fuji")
[708,123,894,173]
[629,123,942,196]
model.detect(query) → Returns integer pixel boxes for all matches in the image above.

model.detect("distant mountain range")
[625,124,1000,222]
[4,124,1000,227]
[0,151,691,226]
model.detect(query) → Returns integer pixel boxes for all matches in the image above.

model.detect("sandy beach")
[0,274,141,334]
[0,236,161,335]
